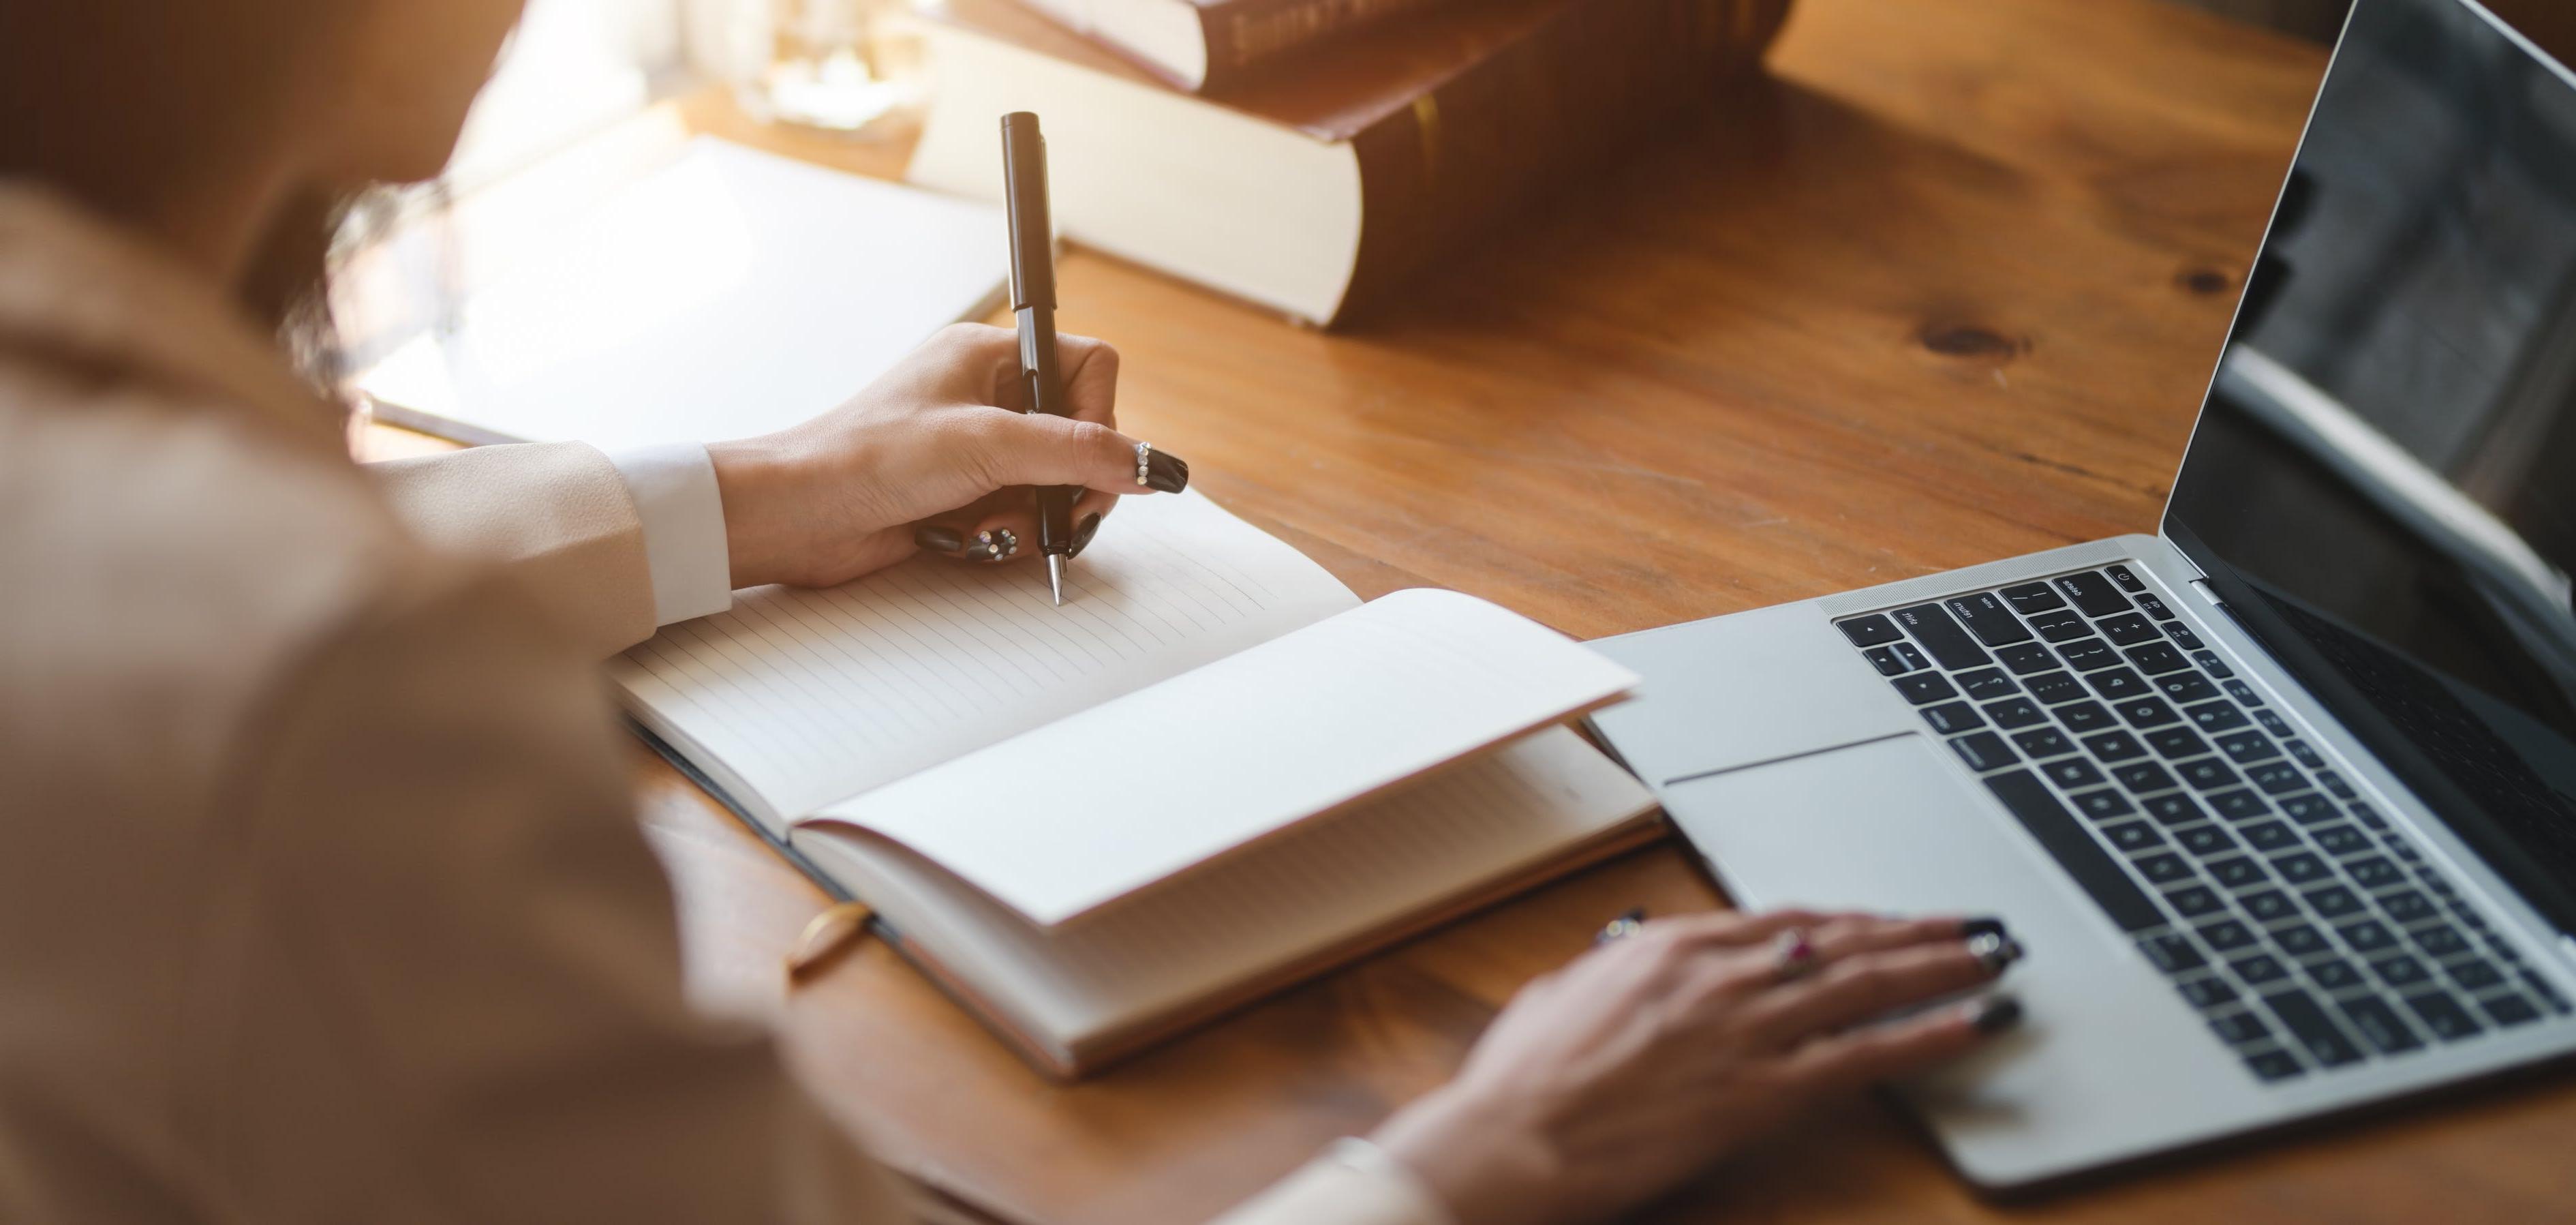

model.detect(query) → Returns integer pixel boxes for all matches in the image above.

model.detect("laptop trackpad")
[1659,733,2250,1186]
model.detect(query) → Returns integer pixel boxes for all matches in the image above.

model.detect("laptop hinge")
[2188,577,2227,609]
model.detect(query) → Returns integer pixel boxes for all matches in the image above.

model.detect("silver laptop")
[1586,0,2576,1191]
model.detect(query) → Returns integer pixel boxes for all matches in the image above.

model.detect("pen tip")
[1047,555,1066,606]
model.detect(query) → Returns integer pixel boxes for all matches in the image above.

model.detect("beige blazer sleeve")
[369,440,659,658]
[216,562,910,1222]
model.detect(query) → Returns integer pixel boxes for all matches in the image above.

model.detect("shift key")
[1946,592,2036,646]
[1894,603,1993,669]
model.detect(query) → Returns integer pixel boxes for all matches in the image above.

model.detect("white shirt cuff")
[605,443,733,626]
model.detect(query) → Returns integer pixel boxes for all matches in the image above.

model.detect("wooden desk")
[384,0,2576,1220]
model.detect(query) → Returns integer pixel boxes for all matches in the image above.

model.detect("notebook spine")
[1332,0,1794,324]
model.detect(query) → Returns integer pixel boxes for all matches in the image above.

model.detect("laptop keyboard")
[1836,564,2571,1084]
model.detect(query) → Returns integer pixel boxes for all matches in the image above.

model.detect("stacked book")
[908,0,1798,327]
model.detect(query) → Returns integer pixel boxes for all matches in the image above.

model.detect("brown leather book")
[909,0,1795,327]
[1013,0,1457,92]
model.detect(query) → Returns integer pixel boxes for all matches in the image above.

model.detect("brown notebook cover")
[935,0,1795,324]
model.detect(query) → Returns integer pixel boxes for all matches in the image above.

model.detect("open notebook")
[614,491,1661,1074]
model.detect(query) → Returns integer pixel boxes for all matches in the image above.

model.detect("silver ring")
[1770,927,1821,983]
[1135,440,1152,487]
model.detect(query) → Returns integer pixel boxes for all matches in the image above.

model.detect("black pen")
[1000,112,1077,606]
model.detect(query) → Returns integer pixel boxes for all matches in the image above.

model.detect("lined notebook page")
[610,491,1358,827]
[807,588,1641,924]
[788,727,1657,1057]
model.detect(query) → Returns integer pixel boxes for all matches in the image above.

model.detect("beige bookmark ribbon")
[785,901,876,984]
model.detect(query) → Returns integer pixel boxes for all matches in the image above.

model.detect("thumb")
[969,408,1189,495]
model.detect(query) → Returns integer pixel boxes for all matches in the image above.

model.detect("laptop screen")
[2166,0,2576,935]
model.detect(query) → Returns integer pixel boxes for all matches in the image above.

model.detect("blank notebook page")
[789,725,1658,1048]
[609,490,1359,826]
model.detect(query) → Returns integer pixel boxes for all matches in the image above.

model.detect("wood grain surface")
[382,0,2576,1220]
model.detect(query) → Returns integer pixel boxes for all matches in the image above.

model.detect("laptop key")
[2308,958,2366,993]
[1945,592,2035,647]
[2280,794,2339,825]
[2166,622,2209,650]
[1995,641,2057,676]
[1893,603,1992,670]
[2381,890,2437,925]
[2272,852,2331,885]
[2141,933,2207,974]
[2089,669,2154,702]
[2209,789,2271,821]
[2055,571,2133,618]
[2168,885,2225,918]
[1920,701,1984,735]
[2239,821,2299,853]
[2176,757,2240,790]
[2247,762,2307,795]
[2146,727,2210,759]
[2042,758,2104,789]
[2285,739,2325,768]
[2338,918,2397,953]
[2243,1048,2307,1082]
[2372,954,2431,989]
[2074,789,2137,821]
[2137,592,2179,620]
[2402,992,2485,1042]
[2144,793,2207,826]
[2175,977,2238,1012]
[2012,727,2073,759]
[2275,924,2330,958]
[2241,890,2297,923]
[2156,672,2220,704]
[2192,648,2231,676]
[2107,564,2147,592]
[2233,952,2290,985]
[2412,926,2471,960]
[2023,671,2087,705]
[2125,642,2190,674]
[2337,996,2424,1054]
[2002,581,2067,614]
[2176,824,2237,858]
[2029,609,2090,642]
[2485,995,2543,1027]
[2199,918,2257,953]
[2348,856,2404,890]
[1892,674,1957,705]
[2114,761,2177,793]
[2318,771,2357,800]
[2100,613,2162,647]
[2113,695,2177,726]
[1957,667,2018,700]
[1984,697,2048,729]
[2081,730,2147,762]
[2105,820,2163,851]
[2209,857,2269,890]
[1863,645,1918,676]
[2264,988,2366,1067]
[2186,700,2250,732]
[1982,771,2167,931]
[1838,615,1905,647]
[2448,959,2505,992]
[2305,884,2363,918]
[2058,638,2119,672]
[2057,701,2117,734]
[2209,1009,2271,1046]
[2224,679,2265,707]
[2215,729,2278,763]
[2312,824,2370,856]
[2136,852,2196,886]
[1950,732,2019,773]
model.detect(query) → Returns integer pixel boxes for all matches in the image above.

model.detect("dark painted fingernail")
[1145,450,1190,494]
[1962,916,2009,941]
[915,525,964,552]
[962,543,998,562]
[1972,995,2023,1035]
[1069,513,1103,558]
[1967,933,2023,975]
